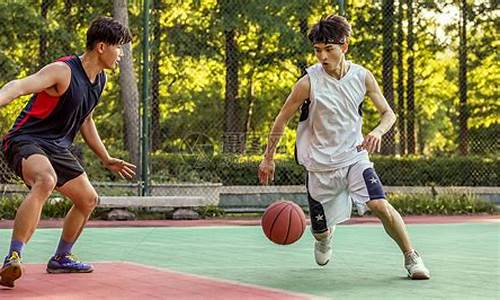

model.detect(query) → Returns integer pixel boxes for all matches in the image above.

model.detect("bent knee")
[32,173,57,195]
[76,193,99,213]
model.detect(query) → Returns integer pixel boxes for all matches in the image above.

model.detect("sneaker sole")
[409,272,430,280]
[316,260,330,266]
[46,267,94,274]
[0,263,23,288]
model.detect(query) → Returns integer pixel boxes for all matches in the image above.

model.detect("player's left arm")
[80,112,136,179]
[360,70,397,153]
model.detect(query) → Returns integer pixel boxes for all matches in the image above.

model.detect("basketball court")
[1,216,498,299]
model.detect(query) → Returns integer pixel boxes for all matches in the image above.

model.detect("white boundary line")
[96,260,328,300]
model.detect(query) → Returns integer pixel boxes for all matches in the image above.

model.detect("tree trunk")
[396,0,406,155]
[381,0,396,155]
[458,0,469,155]
[151,0,162,151]
[39,0,52,68]
[297,16,309,75]
[223,29,243,153]
[242,34,264,154]
[406,0,416,154]
[113,0,141,172]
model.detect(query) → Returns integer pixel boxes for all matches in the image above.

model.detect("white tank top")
[295,62,369,171]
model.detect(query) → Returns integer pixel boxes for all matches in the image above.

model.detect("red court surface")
[0,262,316,300]
[0,214,497,229]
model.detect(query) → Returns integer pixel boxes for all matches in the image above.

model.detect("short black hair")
[308,15,352,45]
[86,16,132,50]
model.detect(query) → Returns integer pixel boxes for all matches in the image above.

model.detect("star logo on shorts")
[370,177,378,184]
[315,214,324,221]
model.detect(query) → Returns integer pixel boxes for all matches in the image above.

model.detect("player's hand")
[358,130,382,153]
[103,157,136,179]
[258,158,275,185]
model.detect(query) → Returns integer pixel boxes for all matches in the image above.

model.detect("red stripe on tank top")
[27,92,60,119]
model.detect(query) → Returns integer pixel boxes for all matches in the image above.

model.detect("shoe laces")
[405,250,420,265]
[57,253,80,263]
[7,251,21,262]
[316,236,332,253]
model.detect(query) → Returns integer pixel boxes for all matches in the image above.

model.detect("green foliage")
[1,192,495,220]
[373,155,499,186]
[388,193,498,216]
[0,194,115,220]
[0,1,498,183]
[0,195,23,219]
[127,153,500,186]
[196,204,225,218]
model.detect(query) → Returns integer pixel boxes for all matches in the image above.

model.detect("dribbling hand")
[258,158,275,185]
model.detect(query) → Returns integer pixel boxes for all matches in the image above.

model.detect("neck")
[79,52,104,83]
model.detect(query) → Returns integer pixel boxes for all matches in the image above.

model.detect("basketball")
[261,200,306,245]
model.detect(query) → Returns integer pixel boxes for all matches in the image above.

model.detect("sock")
[55,239,74,256]
[8,240,25,257]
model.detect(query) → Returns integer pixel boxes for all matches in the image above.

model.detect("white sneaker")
[405,250,430,279]
[314,227,335,266]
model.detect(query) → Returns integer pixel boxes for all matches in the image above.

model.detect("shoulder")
[306,63,322,75]
[36,62,71,85]
[42,61,71,74]
[294,74,311,93]
[349,62,368,75]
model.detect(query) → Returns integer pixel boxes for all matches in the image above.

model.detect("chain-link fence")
[1,1,498,200]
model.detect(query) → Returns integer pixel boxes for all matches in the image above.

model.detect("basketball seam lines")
[269,204,289,243]
[283,206,293,244]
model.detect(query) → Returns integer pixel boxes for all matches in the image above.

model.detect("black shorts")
[4,141,84,188]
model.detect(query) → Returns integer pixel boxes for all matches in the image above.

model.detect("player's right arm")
[259,75,310,185]
[0,62,71,107]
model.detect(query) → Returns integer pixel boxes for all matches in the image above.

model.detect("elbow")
[386,108,397,123]
[390,110,397,125]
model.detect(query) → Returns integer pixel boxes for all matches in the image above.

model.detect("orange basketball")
[261,200,306,245]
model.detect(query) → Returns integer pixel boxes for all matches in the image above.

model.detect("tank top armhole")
[58,59,74,100]
[360,66,368,96]
[305,64,320,104]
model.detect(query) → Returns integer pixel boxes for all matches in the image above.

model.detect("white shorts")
[306,159,385,233]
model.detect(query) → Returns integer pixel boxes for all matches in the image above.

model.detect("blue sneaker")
[0,251,23,288]
[46,253,94,274]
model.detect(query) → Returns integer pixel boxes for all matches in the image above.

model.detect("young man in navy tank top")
[0,16,135,287]
[258,15,430,280]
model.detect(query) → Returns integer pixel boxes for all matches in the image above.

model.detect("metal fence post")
[141,0,151,196]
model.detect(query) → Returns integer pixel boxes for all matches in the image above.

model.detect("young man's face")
[98,43,123,69]
[313,42,348,70]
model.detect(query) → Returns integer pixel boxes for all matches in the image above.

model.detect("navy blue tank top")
[2,55,106,152]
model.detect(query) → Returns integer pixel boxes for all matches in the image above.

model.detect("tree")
[458,0,468,155]
[151,0,163,151]
[113,0,140,170]
[395,0,406,155]
[406,0,416,154]
[39,0,53,68]
[381,0,396,155]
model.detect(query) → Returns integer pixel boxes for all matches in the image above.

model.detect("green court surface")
[1,223,499,299]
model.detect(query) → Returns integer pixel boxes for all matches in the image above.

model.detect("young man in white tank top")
[258,15,430,280]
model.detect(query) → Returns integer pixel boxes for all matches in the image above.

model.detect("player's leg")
[366,199,412,253]
[348,159,430,279]
[1,143,57,287]
[307,170,350,266]
[46,172,97,273]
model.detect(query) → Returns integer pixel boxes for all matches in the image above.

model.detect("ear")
[95,42,106,54]
[341,42,349,53]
